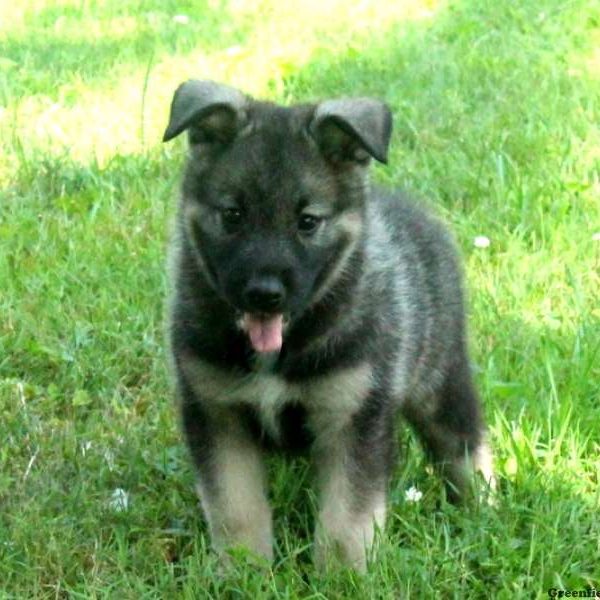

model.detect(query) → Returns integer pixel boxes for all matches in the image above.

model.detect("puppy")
[163,80,494,571]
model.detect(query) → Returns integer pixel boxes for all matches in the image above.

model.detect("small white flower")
[172,14,189,25]
[225,45,243,56]
[405,485,423,503]
[474,235,491,248]
[108,488,129,512]
[592,232,600,242]
[104,449,115,471]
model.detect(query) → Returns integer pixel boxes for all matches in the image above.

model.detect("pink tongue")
[243,313,284,353]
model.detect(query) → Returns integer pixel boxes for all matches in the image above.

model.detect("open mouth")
[239,313,289,353]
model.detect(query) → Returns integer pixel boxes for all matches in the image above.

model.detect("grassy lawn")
[1,0,599,597]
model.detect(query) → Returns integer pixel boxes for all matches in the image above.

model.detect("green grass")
[1,0,599,596]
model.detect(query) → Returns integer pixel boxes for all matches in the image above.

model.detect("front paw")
[313,510,383,573]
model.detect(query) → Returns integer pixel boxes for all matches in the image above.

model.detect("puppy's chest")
[228,368,366,443]
[183,354,372,442]
[240,373,300,442]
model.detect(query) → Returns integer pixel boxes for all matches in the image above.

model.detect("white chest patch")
[180,354,373,442]
[236,373,295,439]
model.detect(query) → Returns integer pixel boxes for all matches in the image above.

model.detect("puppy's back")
[365,190,469,402]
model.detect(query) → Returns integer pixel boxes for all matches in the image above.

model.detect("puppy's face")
[164,81,392,353]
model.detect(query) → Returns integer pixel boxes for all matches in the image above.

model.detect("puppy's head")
[164,80,392,353]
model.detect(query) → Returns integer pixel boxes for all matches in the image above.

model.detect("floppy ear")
[162,79,248,144]
[309,98,393,164]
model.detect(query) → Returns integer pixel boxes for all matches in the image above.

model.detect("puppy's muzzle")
[243,276,286,313]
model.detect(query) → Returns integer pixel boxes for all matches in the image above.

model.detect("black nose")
[244,277,286,313]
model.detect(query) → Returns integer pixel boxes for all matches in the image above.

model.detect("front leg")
[312,395,395,572]
[179,386,273,562]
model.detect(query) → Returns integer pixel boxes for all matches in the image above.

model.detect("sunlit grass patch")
[0,0,446,177]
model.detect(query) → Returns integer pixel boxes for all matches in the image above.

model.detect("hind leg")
[402,357,495,502]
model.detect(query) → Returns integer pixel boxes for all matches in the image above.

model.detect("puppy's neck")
[250,350,280,373]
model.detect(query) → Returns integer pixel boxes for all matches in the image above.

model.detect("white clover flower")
[405,485,423,503]
[172,14,190,25]
[104,449,115,471]
[592,232,600,242]
[108,488,129,512]
[474,235,491,248]
[225,45,243,56]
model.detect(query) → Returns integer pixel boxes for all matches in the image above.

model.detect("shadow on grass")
[6,150,179,208]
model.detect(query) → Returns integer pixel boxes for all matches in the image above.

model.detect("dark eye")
[221,207,243,232]
[298,214,322,235]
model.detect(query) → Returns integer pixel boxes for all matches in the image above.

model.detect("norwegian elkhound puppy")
[163,80,494,571]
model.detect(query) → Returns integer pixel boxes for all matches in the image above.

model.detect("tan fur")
[303,362,373,438]
[469,438,497,499]
[310,365,382,572]
[447,438,496,501]
[181,353,372,441]
[473,439,495,486]
[310,209,364,304]
[179,202,221,290]
[180,352,292,439]
[313,429,386,572]
[183,354,377,568]
[196,417,273,560]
